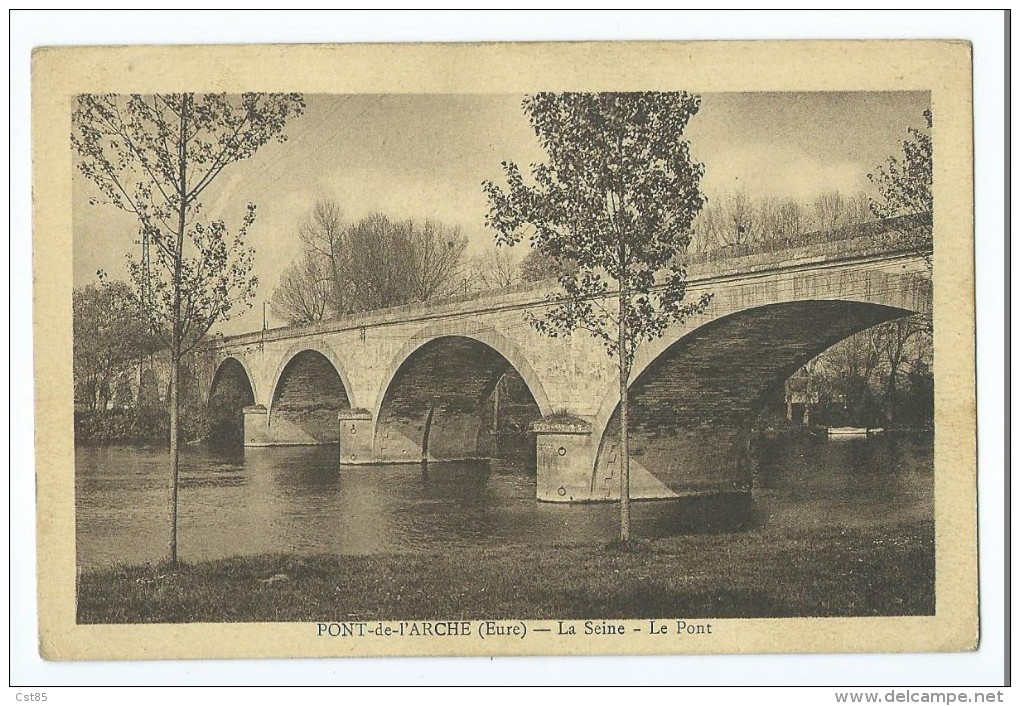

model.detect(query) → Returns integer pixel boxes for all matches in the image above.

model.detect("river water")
[75,433,933,568]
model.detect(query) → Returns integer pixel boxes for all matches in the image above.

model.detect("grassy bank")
[77,520,934,624]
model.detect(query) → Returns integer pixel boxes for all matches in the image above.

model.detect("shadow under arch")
[208,356,257,445]
[589,299,916,498]
[268,343,354,443]
[372,325,552,463]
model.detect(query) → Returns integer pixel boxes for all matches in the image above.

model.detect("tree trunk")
[168,342,181,566]
[886,372,897,427]
[618,286,631,542]
[168,93,188,567]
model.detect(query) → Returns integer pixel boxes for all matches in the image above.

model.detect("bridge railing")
[686,214,930,267]
[205,216,931,350]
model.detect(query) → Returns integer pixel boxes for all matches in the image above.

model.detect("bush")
[75,406,211,446]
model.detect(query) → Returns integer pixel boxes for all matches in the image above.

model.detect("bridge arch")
[208,356,257,445]
[372,323,552,463]
[268,342,354,443]
[589,298,917,498]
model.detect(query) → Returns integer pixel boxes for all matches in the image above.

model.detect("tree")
[471,247,522,291]
[73,276,155,411]
[483,92,711,541]
[271,251,333,324]
[271,201,470,323]
[872,315,931,425]
[727,191,756,245]
[869,109,933,270]
[292,199,350,316]
[409,219,469,301]
[813,190,847,235]
[815,329,882,426]
[519,245,576,282]
[73,92,306,565]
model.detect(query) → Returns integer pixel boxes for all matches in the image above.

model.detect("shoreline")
[77,519,934,624]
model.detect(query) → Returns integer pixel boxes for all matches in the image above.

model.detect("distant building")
[784,367,818,426]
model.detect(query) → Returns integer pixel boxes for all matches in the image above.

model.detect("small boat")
[827,426,868,437]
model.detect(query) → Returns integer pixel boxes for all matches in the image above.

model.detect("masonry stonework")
[206,238,931,504]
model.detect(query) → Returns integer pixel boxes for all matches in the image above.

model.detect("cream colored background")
[33,40,976,660]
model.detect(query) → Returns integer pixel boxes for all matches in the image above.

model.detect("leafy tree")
[869,109,933,270]
[484,92,711,541]
[73,92,306,565]
[73,276,155,411]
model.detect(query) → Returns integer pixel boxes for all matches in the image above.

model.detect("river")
[75,433,933,568]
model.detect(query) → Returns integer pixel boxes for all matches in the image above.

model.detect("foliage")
[483,92,711,540]
[271,199,469,323]
[73,92,306,564]
[72,93,304,353]
[73,277,157,410]
[519,246,576,283]
[808,315,933,428]
[483,92,711,367]
[74,405,210,446]
[868,109,933,269]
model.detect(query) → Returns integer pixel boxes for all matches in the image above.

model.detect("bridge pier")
[242,404,336,447]
[533,417,597,502]
[338,408,374,464]
[242,405,270,446]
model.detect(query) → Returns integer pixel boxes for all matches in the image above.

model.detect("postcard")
[33,39,976,659]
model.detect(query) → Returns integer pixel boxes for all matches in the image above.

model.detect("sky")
[72,91,930,334]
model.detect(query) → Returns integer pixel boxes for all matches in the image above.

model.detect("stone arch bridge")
[202,233,931,503]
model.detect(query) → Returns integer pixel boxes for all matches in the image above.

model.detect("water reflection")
[75,433,933,568]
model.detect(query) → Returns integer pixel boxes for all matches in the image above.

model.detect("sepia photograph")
[31,38,978,661]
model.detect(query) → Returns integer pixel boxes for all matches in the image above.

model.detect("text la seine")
[556,620,713,636]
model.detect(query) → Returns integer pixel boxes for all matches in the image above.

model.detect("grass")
[77,520,934,624]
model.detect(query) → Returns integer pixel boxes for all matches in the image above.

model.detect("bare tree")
[872,315,931,425]
[813,191,847,234]
[691,200,727,252]
[843,191,873,234]
[728,191,756,245]
[757,196,784,246]
[295,200,348,314]
[775,198,808,242]
[409,219,469,300]
[272,202,470,322]
[271,251,333,324]
[472,247,522,291]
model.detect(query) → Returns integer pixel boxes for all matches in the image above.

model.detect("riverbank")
[74,408,215,446]
[77,519,934,623]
